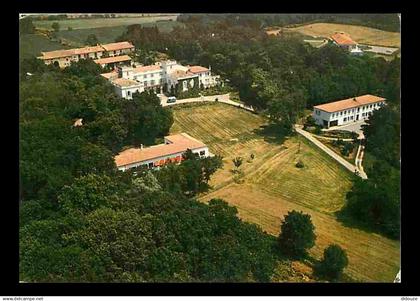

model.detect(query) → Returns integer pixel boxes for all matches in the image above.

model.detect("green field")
[170,103,400,282]
[33,16,179,31]
[20,17,183,61]
[19,33,68,61]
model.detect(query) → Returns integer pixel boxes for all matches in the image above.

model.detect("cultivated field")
[282,23,400,48]
[170,102,400,282]
[33,15,179,31]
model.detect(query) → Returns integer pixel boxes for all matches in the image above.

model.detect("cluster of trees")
[278,210,349,281]
[340,104,400,239]
[19,57,283,282]
[19,18,35,34]
[19,58,173,202]
[178,14,400,32]
[117,19,400,132]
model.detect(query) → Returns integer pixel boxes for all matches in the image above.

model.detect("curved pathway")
[295,125,367,179]
[160,93,255,112]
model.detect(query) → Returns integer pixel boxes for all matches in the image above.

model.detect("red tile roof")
[101,41,135,51]
[189,66,209,73]
[331,33,357,46]
[115,133,207,168]
[133,65,162,73]
[94,55,132,65]
[314,94,386,113]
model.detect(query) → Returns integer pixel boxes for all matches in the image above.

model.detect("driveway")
[160,93,255,112]
[323,120,366,135]
[295,125,367,179]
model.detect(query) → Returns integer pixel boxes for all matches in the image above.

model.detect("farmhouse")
[330,32,363,55]
[101,60,220,99]
[38,41,135,68]
[114,133,210,171]
[313,94,386,128]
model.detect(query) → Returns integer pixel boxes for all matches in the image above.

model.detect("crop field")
[170,102,400,282]
[283,23,400,48]
[33,15,179,31]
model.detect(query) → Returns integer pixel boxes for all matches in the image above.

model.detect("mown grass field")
[33,16,179,31]
[282,23,400,48]
[170,102,400,282]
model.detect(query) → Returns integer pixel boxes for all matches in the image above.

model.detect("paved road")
[160,93,255,112]
[360,44,399,55]
[295,125,367,179]
[323,120,366,135]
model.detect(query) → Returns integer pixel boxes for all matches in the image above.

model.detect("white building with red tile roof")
[313,94,386,128]
[330,32,362,54]
[114,133,210,171]
[38,41,135,68]
[102,60,219,99]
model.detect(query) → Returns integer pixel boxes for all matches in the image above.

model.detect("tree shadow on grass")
[253,123,290,145]
[334,209,400,241]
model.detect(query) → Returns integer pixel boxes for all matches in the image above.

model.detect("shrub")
[295,160,304,168]
[278,210,316,258]
[315,244,349,281]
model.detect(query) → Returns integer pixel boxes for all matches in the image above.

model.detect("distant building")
[73,118,83,127]
[114,133,210,171]
[330,32,361,53]
[313,94,386,128]
[94,55,132,68]
[37,41,135,68]
[101,60,220,99]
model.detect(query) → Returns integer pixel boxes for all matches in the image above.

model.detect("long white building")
[313,94,386,128]
[101,60,220,99]
[114,133,210,171]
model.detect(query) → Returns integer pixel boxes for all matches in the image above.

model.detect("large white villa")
[313,94,386,128]
[101,60,220,99]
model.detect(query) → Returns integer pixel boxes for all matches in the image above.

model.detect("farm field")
[33,15,179,31]
[170,102,400,282]
[282,23,400,48]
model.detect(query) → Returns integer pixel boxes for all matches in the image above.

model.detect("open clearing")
[170,102,400,282]
[19,33,67,61]
[33,15,179,31]
[282,23,400,48]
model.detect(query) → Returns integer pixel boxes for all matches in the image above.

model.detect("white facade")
[114,84,144,100]
[118,146,209,171]
[104,60,219,99]
[313,101,386,128]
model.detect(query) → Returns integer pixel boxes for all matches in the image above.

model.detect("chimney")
[140,144,144,149]
[353,97,357,101]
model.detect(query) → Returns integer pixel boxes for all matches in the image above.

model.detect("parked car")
[167,96,177,103]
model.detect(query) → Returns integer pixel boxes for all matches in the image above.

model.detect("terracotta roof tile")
[112,78,141,87]
[115,133,206,167]
[94,55,132,65]
[133,65,162,73]
[189,66,209,73]
[101,41,135,51]
[314,94,386,113]
[331,33,357,45]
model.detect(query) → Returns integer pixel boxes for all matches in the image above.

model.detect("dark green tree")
[315,244,349,281]
[278,210,316,258]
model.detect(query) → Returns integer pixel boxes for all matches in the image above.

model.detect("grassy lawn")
[283,23,400,48]
[33,16,179,31]
[19,33,68,61]
[170,102,400,282]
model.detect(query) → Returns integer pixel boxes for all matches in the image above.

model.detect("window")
[127,91,131,96]
[148,162,154,168]
[344,117,347,122]
[151,80,155,86]
[199,150,205,156]
[144,75,147,79]
[357,107,360,112]
[340,112,343,116]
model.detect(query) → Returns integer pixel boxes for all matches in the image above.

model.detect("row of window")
[133,150,207,170]
[331,102,384,118]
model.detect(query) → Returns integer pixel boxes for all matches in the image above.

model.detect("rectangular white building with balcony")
[313,94,386,128]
